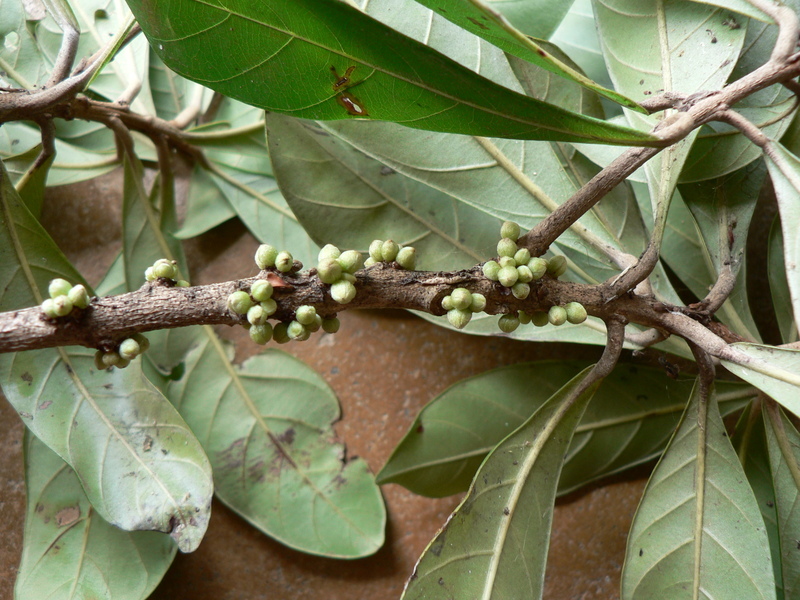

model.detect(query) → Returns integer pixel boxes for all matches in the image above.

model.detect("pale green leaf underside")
[722,344,800,419]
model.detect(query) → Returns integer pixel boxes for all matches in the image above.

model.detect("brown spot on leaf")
[38,400,52,410]
[55,505,80,527]
[143,435,153,452]
[466,16,489,30]
[416,424,424,434]
[21,372,33,384]
[277,428,296,445]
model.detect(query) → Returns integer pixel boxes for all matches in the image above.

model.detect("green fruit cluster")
[144,259,189,286]
[41,278,91,318]
[315,244,362,305]
[442,288,486,330]
[482,222,567,297]
[500,302,587,333]
[93,333,150,370]
[255,244,295,274]
[364,239,416,270]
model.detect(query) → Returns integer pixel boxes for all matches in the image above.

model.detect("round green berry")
[514,248,531,265]
[255,244,278,269]
[247,304,268,326]
[565,302,588,324]
[531,311,550,327]
[250,279,273,302]
[116,358,131,369]
[273,322,290,344]
[317,258,343,284]
[52,295,73,317]
[482,260,501,281]
[498,313,520,333]
[318,244,341,262]
[331,279,357,304]
[153,261,177,280]
[527,257,548,280]
[450,288,472,311]
[518,310,532,325]
[497,265,519,287]
[322,317,340,334]
[144,266,156,282]
[102,351,123,367]
[447,308,472,330]
[260,298,278,316]
[470,293,487,313]
[275,251,294,273]
[296,305,317,326]
[48,278,72,299]
[228,290,253,315]
[516,265,533,283]
[512,282,530,299]
[547,255,568,278]
[368,239,384,261]
[249,323,273,345]
[341,272,357,284]
[500,221,521,241]
[364,257,377,267]
[287,320,310,341]
[337,250,363,274]
[41,298,59,319]
[499,256,516,268]
[381,240,400,262]
[176,280,190,288]
[396,246,416,270]
[94,350,106,371]
[307,314,323,333]
[497,237,517,258]
[441,295,455,311]
[68,284,90,309]
[119,338,140,361]
[548,305,567,326]
[132,333,150,353]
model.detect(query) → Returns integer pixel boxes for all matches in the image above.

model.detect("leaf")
[689,0,770,21]
[149,52,215,122]
[3,143,53,217]
[15,432,176,600]
[768,218,798,343]
[0,160,213,552]
[763,142,800,329]
[379,360,754,497]
[0,0,48,90]
[621,380,776,600]
[126,0,659,144]
[722,344,800,418]
[485,0,574,38]
[166,341,386,558]
[411,0,643,110]
[763,400,800,599]
[402,366,598,599]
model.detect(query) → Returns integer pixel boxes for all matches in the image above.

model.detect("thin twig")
[43,0,80,88]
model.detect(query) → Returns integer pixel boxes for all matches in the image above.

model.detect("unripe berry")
[249,323,273,345]
[514,248,531,265]
[228,290,253,315]
[518,310,532,324]
[255,244,278,269]
[331,279,357,304]
[132,333,150,353]
[287,320,310,341]
[482,260,500,281]
[368,239,384,261]
[52,295,73,317]
[498,313,520,333]
[247,304,268,326]
[48,278,72,299]
[317,258,343,284]
[145,266,156,281]
[176,280,190,287]
[497,237,517,258]
[102,351,123,367]
[94,350,106,371]
[441,295,455,311]
[565,302,588,324]
[516,265,533,283]
[153,261,177,280]
[450,288,472,311]
[322,317,340,334]
[119,338,140,361]
[547,255,568,278]
[396,246,416,270]
[497,265,519,287]
[527,257,548,280]
[447,308,472,330]
[307,314,323,333]
[498,256,516,268]
[68,284,90,309]
[260,298,278,316]
[341,272,357,284]
[470,293,487,313]
[548,305,567,326]
[273,322,290,344]
[532,311,550,327]
[500,220,521,241]
[364,257,377,267]
[41,298,59,319]
[337,250,363,273]
[381,240,400,262]
[275,251,294,273]
[116,358,131,369]
[318,244,341,262]
[295,305,317,326]
[511,282,530,299]
[250,279,274,302]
